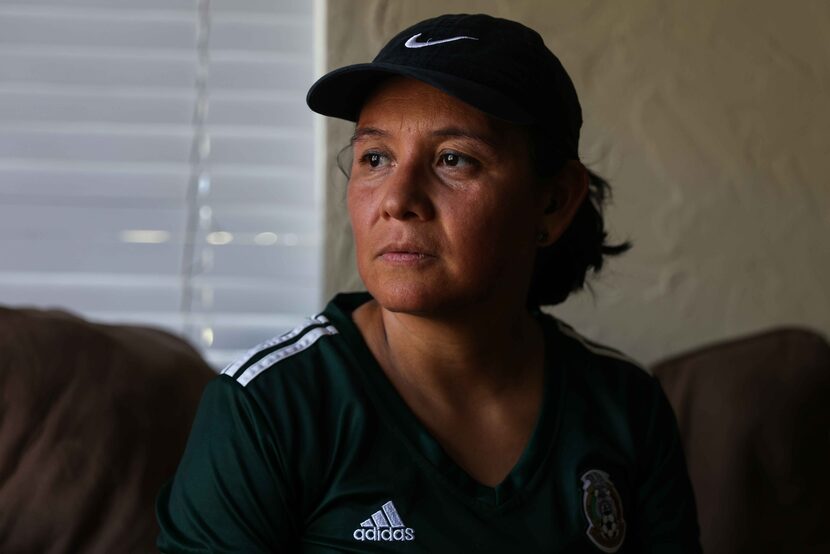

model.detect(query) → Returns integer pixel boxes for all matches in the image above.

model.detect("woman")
[157,14,701,553]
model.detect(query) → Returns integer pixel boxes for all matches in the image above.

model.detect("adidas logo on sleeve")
[352,501,415,542]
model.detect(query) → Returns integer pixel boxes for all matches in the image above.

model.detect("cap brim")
[306,62,534,125]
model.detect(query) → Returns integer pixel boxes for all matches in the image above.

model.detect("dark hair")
[527,132,631,306]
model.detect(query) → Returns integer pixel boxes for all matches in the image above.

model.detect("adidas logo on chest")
[352,501,415,542]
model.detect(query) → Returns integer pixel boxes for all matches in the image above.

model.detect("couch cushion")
[0,307,214,554]
[653,327,830,554]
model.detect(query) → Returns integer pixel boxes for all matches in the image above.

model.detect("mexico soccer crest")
[580,469,626,552]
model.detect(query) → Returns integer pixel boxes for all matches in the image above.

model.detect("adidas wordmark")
[353,501,415,542]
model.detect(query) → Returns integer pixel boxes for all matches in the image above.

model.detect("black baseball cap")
[306,13,582,159]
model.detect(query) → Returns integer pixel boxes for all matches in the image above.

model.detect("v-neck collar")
[326,292,567,509]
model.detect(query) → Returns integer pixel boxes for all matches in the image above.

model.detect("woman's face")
[347,77,552,316]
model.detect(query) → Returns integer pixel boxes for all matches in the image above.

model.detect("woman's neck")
[353,298,544,405]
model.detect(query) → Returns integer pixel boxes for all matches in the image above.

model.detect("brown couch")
[0,307,214,554]
[653,327,830,554]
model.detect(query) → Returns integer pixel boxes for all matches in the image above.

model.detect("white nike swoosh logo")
[404,33,478,48]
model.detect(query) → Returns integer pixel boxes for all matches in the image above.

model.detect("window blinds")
[0,0,323,368]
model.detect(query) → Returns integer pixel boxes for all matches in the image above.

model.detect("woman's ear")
[537,160,589,247]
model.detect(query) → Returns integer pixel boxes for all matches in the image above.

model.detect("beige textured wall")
[321,0,830,365]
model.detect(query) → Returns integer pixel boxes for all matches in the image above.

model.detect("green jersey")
[157,293,700,553]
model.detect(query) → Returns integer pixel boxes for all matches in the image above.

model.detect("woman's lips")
[379,251,432,264]
[377,243,436,265]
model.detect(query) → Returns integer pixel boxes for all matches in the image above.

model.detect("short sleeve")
[631,376,702,554]
[156,376,299,553]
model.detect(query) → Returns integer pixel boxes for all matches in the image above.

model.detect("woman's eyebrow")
[431,127,498,149]
[351,126,499,150]
[351,127,388,144]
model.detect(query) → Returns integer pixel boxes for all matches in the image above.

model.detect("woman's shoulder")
[540,313,647,374]
[219,292,372,391]
[539,313,680,461]
[538,311,660,409]
[552,317,644,367]
[220,313,341,389]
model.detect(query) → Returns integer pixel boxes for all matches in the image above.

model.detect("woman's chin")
[370,292,432,315]
[366,282,500,319]
[367,283,456,316]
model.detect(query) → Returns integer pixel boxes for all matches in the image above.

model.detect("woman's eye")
[360,152,388,168]
[367,153,382,167]
[439,151,474,168]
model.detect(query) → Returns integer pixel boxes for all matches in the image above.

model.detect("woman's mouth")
[380,251,431,263]
[377,243,436,265]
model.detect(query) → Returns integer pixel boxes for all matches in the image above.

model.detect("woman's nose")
[380,160,435,222]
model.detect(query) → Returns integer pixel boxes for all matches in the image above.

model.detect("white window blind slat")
[0,52,198,88]
[0,167,188,201]
[0,13,196,49]
[0,2,197,13]
[1,242,183,275]
[0,165,315,205]
[211,19,311,54]
[210,97,312,127]
[2,276,318,320]
[209,58,311,91]
[0,90,194,125]
[212,0,310,15]
[0,129,192,162]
